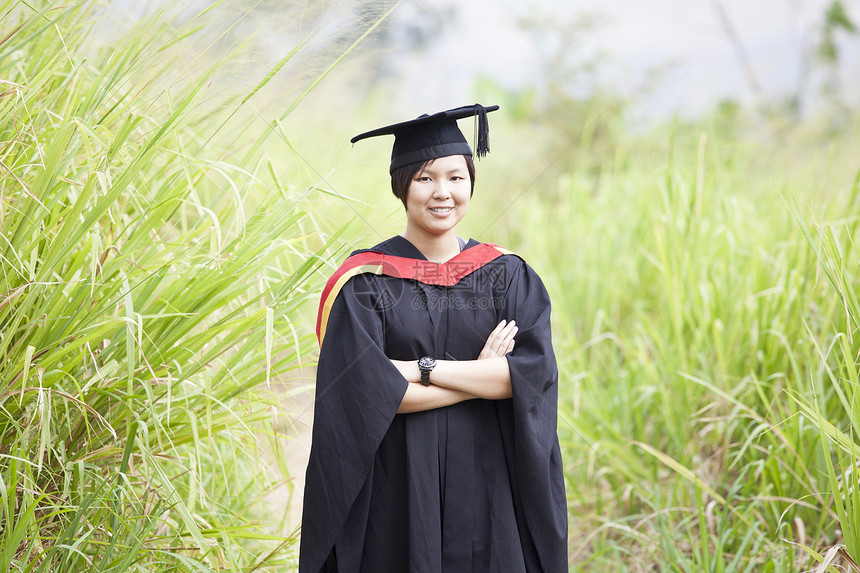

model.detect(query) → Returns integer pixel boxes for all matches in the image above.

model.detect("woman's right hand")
[477,319,517,359]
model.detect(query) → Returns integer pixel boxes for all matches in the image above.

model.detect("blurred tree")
[818,0,857,64]
[816,0,857,108]
[711,0,763,101]
[713,0,857,125]
[512,8,627,181]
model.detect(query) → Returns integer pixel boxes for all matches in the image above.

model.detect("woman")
[300,104,568,572]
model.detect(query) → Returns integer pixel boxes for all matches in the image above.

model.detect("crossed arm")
[392,320,518,414]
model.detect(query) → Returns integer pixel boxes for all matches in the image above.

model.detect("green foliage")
[458,106,860,569]
[0,0,352,569]
[818,1,857,65]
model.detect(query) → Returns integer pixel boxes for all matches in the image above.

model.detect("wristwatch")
[418,356,436,386]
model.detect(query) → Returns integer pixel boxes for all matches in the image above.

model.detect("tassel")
[473,104,490,159]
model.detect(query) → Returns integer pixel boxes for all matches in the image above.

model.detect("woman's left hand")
[478,319,517,359]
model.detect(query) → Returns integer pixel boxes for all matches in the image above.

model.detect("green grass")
[468,115,860,570]
[0,0,376,569]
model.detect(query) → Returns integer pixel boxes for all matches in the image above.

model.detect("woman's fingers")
[489,319,507,338]
[499,319,517,339]
[488,320,507,353]
[478,320,505,359]
[479,319,517,358]
[498,321,517,355]
[487,320,510,353]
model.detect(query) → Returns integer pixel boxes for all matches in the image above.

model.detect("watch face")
[418,356,436,370]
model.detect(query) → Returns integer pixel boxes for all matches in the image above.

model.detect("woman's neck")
[401,229,461,263]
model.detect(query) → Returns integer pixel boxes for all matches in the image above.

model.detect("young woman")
[300,105,568,573]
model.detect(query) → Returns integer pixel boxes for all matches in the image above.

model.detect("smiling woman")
[300,104,568,573]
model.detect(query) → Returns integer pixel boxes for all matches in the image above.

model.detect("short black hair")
[390,155,476,209]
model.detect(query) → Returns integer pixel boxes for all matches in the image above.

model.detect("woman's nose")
[432,182,451,198]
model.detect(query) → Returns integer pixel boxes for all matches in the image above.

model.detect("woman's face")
[404,154,471,239]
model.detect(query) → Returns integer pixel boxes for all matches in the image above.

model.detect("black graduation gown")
[300,236,567,573]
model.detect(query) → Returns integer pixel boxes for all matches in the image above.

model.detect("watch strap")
[418,356,435,386]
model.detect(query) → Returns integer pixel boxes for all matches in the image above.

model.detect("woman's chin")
[426,215,464,233]
[426,225,458,237]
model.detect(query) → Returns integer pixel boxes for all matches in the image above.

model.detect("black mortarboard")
[350,103,499,174]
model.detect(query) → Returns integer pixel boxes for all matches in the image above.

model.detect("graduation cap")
[350,104,499,174]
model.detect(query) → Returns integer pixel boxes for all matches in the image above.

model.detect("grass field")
[4,1,860,571]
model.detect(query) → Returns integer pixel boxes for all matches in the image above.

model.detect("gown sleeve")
[299,274,409,573]
[503,258,569,571]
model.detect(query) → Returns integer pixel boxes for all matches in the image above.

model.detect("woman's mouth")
[429,206,454,214]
